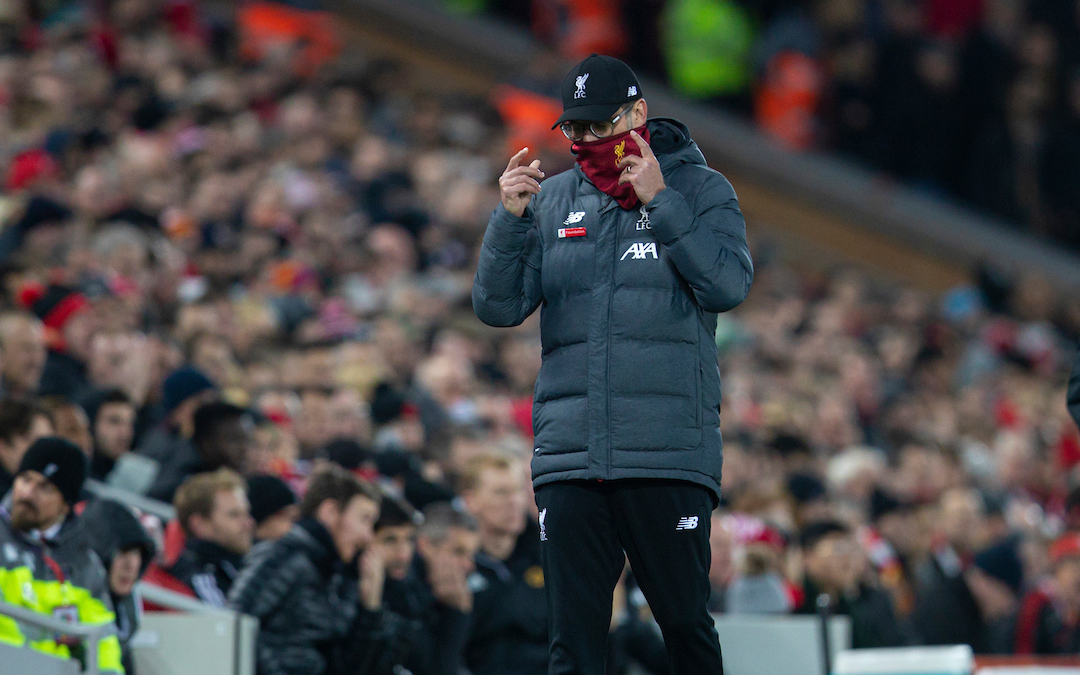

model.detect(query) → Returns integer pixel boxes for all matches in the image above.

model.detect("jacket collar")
[293,517,346,576]
[186,538,245,568]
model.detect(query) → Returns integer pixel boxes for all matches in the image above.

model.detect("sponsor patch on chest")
[621,242,658,260]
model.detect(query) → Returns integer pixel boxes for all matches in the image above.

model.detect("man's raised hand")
[617,130,666,205]
[500,147,545,217]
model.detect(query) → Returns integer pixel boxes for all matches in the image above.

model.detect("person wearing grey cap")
[474,53,751,674]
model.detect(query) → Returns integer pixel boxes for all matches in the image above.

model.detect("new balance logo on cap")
[676,516,699,530]
[628,86,638,96]
[621,242,658,260]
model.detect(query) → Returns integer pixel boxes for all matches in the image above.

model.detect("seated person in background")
[138,367,216,466]
[381,500,478,675]
[373,494,420,587]
[145,375,236,503]
[0,310,47,398]
[1014,533,1080,653]
[229,463,413,675]
[0,437,123,673]
[81,498,157,674]
[86,389,137,483]
[169,468,253,606]
[795,520,907,649]
[8,437,111,603]
[967,537,1024,654]
[460,452,548,675]
[0,397,54,497]
[41,397,93,457]
[147,400,254,503]
[248,474,299,544]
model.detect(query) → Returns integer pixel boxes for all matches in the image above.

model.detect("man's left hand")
[617,130,666,205]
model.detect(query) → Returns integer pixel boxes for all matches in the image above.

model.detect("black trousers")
[534,479,724,675]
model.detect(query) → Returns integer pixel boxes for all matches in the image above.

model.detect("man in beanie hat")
[248,474,299,543]
[0,436,124,673]
[473,53,752,672]
[4,437,109,599]
[137,366,216,464]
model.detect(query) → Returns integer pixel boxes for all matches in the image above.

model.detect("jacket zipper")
[606,206,619,476]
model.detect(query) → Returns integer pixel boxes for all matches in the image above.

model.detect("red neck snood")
[572,125,650,210]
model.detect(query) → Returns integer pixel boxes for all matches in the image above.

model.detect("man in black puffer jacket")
[473,54,752,674]
[228,464,414,675]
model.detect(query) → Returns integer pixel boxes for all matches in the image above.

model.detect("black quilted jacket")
[472,118,753,501]
[228,518,414,675]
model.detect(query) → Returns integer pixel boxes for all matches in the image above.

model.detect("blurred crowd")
[0,0,1078,673]
[488,0,1080,250]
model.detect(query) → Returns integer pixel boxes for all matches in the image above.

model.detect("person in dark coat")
[968,537,1024,654]
[136,366,216,495]
[381,502,478,675]
[912,487,986,650]
[86,389,137,483]
[460,454,548,675]
[168,468,253,606]
[147,400,251,503]
[80,499,157,674]
[26,285,98,403]
[248,474,299,544]
[472,53,751,674]
[794,520,907,649]
[229,463,412,675]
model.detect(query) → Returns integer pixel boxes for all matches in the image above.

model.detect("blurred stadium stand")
[334,0,1080,292]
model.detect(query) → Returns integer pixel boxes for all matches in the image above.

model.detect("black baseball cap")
[553,54,643,128]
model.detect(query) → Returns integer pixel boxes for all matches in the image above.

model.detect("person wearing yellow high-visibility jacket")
[0,565,124,670]
[0,438,124,673]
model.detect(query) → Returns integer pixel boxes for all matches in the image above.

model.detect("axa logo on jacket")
[621,242,658,260]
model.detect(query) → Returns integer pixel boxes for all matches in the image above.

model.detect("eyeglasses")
[560,104,633,141]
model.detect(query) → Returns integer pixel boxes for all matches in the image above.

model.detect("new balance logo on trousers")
[676,516,699,530]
